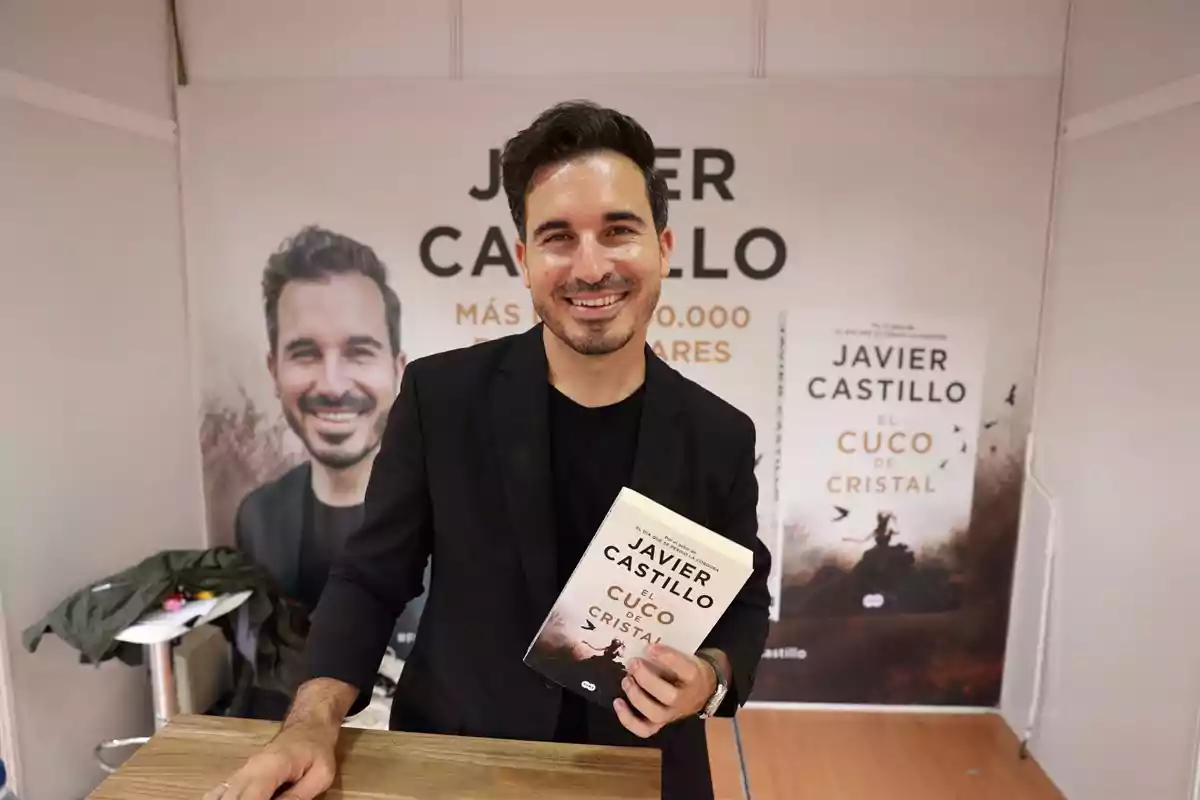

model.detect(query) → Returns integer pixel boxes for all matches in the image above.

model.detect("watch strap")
[695,651,727,718]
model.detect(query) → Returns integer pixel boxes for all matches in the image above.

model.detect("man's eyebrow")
[531,211,647,240]
[283,335,384,354]
[284,337,318,354]
[602,210,647,227]
[531,219,570,240]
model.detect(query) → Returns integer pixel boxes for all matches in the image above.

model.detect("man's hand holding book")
[613,643,730,738]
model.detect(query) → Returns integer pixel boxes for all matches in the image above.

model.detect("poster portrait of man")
[231,225,427,725]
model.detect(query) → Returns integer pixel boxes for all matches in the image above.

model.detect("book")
[524,486,755,708]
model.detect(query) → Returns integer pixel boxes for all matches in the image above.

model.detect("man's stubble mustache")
[298,391,376,415]
[285,391,379,455]
[553,273,636,298]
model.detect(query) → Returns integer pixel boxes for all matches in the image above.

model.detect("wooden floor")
[706,709,1063,800]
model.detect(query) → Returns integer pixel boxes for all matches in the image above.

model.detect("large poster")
[180,78,1057,709]
[779,309,990,610]
[764,304,1027,702]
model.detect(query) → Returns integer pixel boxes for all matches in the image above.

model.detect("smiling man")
[233,226,424,720]
[209,102,772,800]
[264,226,402,516]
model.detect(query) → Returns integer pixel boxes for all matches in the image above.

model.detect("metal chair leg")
[94,640,179,774]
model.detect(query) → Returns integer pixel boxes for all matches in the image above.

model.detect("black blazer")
[235,462,311,598]
[306,323,773,799]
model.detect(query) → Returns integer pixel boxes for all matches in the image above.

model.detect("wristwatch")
[695,651,728,719]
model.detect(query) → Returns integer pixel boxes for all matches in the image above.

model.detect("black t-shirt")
[299,484,427,661]
[298,492,365,613]
[547,381,645,743]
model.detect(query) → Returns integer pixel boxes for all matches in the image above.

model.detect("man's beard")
[536,276,657,357]
[284,392,387,470]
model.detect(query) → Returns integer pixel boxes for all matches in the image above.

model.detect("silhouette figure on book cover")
[527,619,636,706]
[796,509,962,615]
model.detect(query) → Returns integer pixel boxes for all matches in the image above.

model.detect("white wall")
[0,0,175,118]
[0,1,206,797]
[176,0,1067,80]
[1015,1,1200,798]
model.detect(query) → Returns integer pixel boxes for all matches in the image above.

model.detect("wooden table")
[88,715,661,799]
[735,709,1064,800]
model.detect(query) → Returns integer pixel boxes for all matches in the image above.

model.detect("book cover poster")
[777,310,988,617]
[761,301,1035,706]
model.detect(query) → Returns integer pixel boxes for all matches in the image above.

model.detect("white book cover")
[524,486,754,707]
[776,308,989,616]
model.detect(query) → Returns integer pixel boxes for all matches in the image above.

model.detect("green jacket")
[23,547,309,698]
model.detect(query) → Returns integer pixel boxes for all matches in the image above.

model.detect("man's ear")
[395,351,407,379]
[515,237,531,289]
[658,226,675,278]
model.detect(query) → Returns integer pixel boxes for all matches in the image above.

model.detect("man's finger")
[647,645,697,684]
[238,774,287,800]
[622,675,669,725]
[212,773,252,800]
[202,780,231,800]
[277,762,334,800]
[629,659,680,708]
[614,697,658,739]
[214,764,285,800]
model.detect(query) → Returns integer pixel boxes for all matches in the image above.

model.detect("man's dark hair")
[262,225,401,356]
[499,100,669,240]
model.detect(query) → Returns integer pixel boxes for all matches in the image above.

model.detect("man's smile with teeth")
[570,294,625,308]
[313,411,359,422]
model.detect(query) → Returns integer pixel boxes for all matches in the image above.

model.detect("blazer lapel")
[490,326,559,617]
[630,348,688,516]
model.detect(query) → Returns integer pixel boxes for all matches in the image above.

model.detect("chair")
[93,591,252,773]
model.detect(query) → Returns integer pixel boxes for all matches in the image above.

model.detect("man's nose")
[573,235,610,284]
[315,354,353,394]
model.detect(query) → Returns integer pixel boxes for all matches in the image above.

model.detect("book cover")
[524,487,755,708]
[776,309,988,616]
